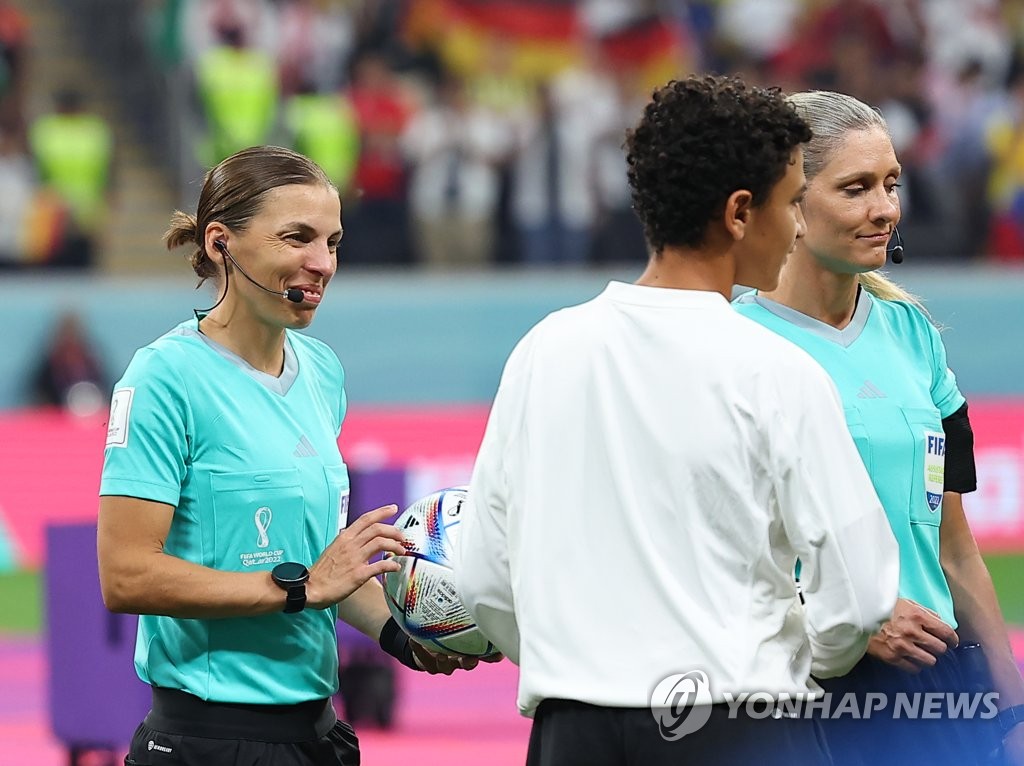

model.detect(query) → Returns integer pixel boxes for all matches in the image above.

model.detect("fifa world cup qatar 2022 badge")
[650,671,714,741]
[239,506,283,568]
[924,430,945,513]
[105,387,135,448]
[255,506,272,547]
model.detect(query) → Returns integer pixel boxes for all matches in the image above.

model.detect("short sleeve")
[323,343,346,437]
[99,347,190,506]
[924,317,965,419]
[337,385,348,438]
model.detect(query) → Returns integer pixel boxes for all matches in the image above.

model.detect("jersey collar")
[736,286,874,348]
[178,322,299,396]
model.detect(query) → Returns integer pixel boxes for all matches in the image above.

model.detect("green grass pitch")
[0,555,1021,635]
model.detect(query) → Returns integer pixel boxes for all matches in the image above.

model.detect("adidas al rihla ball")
[381,486,498,658]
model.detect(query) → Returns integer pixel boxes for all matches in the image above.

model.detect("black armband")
[379,617,423,672]
[942,402,977,494]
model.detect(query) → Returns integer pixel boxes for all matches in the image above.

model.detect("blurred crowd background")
[3,0,1024,276]
[4,7,1024,762]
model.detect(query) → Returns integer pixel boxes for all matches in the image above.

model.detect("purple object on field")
[41,469,406,747]
[45,522,150,748]
[339,467,407,657]
[348,466,406,524]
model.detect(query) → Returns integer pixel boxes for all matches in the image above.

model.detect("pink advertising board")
[1,401,1023,568]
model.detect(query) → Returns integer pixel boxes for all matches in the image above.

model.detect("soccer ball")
[381,486,498,658]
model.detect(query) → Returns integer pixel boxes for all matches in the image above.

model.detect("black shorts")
[124,719,359,766]
[815,645,1000,766]
[526,698,830,766]
[124,687,360,766]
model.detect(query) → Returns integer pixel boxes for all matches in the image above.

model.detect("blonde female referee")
[736,90,1024,766]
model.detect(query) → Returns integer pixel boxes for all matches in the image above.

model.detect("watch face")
[273,561,308,584]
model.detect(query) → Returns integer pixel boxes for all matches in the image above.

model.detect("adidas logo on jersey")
[293,435,318,457]
[856,381,887,399]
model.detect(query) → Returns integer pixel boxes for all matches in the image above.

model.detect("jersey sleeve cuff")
[99,478,181,506]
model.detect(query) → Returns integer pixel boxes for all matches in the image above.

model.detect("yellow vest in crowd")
[29,112,113,232]
[284,92,360,194]
[197,45,279,165]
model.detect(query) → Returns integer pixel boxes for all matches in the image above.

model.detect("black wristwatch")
[271,562,309,614]
[998,704,1024,739]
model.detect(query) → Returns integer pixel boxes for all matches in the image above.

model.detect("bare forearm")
[100,549,286,618]
[336,577,392,641]
[946,552,1024,707]
[98,496,288,618]
[941,491,1024,707]
[98,498,404,621]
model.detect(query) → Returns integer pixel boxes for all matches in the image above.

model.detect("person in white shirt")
[456,74,900,765]
[510,64,618,265]
[401,73,511,268]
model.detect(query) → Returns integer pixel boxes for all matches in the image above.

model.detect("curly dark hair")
[625,75,811,253]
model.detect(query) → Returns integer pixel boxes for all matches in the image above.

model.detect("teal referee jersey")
[100,318,351,704]
[734,290,964,627]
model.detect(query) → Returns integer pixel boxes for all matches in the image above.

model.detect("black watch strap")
[999,704,1024,738]
[282,585,306,614]
[379,617,423,671]
[271,562,309,614]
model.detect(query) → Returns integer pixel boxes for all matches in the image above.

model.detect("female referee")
[97,146,472,766]
[734,90,1024,766]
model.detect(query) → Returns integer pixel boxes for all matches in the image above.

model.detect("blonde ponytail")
[859,271,934,322]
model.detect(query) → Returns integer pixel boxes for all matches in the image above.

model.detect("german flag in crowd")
[599,15,693,90]
[402,0,692,87]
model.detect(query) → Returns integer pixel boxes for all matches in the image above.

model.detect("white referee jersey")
[456,281,898,717]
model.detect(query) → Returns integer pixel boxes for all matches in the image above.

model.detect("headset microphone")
[887,227,904,265]
[214,240,305,303]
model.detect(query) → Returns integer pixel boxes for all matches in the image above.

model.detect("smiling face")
[212,183,342,330]
[800,127,901,274]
